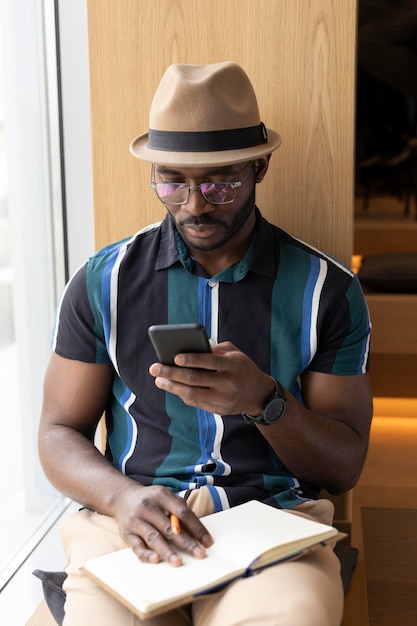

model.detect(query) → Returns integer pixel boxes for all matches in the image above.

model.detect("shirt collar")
[155,209,278,280]
[155,215,182,271]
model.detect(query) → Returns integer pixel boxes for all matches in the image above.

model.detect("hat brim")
[129,128,282,167]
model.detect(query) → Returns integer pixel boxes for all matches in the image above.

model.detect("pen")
[170,513,181,535]
[170,489,192,535]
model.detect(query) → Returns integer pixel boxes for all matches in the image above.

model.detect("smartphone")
[148,323,211,365]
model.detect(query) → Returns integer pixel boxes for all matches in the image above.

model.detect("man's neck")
[188,219,256,277]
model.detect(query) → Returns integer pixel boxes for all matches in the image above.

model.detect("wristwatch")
[242,378,287,426]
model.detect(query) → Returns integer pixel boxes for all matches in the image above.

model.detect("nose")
[182,187,213,215]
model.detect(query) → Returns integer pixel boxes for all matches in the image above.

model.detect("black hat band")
[147,123,268,152]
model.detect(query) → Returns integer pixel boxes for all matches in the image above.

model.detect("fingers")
[148,344,247,414]
[150,364,212,394]
[175,341,237,367]
[127,523,183,566]
[127,518,205,567]
[148,342,237,382]
[148,342,275,416]
[172,500,214,550]
[148,344,237,395]
[148,356,222,410]
[149,367,227,413]
[116,487,213,567]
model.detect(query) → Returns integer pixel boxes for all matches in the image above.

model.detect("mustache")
[179,215,226,227]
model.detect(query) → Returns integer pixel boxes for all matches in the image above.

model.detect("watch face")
[264,397,286,424]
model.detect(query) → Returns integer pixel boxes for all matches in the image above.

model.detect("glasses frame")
[150,161,254,206]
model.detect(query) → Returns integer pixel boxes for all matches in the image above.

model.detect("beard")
[173,186,256,252]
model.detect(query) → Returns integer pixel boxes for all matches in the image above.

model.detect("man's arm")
[149,342,373,495]
[38,352,213,566]
[257,369,373,494]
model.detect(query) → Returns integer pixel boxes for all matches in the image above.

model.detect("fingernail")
[202,533,214,547]
[169,553,183,566]
[192,544,206,558]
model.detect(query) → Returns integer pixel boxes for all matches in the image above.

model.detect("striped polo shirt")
[52,210,371,511]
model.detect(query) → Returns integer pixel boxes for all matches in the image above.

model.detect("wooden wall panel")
[87,0,357,266]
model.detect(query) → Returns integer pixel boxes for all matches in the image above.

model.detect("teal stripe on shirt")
[270,244,312,392]
[167,264,200,324]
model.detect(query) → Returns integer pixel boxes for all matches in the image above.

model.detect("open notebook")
[83,500,341,619]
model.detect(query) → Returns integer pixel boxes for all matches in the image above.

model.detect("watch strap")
[242,377,286,425]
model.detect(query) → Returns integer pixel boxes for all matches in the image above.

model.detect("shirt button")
[211,452,218,460]
[208,280,217,288]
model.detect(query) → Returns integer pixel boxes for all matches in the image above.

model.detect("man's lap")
[60,494,344,626]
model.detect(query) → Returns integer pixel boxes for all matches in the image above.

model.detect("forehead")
[153,163,247,178]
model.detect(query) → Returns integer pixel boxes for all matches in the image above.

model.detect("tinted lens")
[152,181,238,204]
[156,183,188,204]
[200,183,235,204]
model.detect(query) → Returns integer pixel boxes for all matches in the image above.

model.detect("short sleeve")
[309,274,371,375]
[52,263,110,364]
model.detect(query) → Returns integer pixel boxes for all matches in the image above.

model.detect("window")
[0,0,93,588]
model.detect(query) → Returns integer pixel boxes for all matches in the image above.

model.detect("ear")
[254,155,270,183]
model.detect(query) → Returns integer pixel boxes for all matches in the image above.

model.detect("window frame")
[0,0,94,588]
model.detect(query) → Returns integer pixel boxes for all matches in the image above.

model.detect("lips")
[184,223,219,238]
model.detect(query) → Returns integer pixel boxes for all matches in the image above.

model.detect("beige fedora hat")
[130,62,282,167]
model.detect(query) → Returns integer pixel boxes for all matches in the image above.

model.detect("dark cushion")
[32,569,67,626]
[358,252,417,293]
[334,543,359,593]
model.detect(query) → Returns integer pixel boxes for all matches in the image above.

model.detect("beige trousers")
[61,491,344,626]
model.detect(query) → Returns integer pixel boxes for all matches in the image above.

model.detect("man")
[39,62,372,626]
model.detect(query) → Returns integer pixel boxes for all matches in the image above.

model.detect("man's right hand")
[112,483,214,566]
[39,353,213,567]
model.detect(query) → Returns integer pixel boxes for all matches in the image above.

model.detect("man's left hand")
[149,342,275,416]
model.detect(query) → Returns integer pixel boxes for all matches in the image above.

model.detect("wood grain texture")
[87,0,357,265]
[352,411,417,626]
[355,220,417,256]
[362,508,417,626]
[366,294,417,355]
